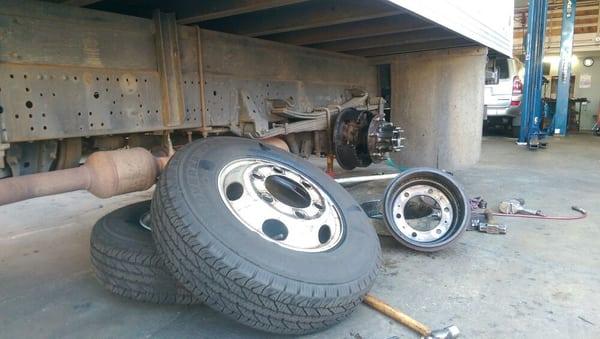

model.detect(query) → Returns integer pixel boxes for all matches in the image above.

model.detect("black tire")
[382,168,470,252]
[90,201,200,304]
[151,137,381,335]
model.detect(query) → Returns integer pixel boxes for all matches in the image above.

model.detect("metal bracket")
[237,90,270,136]
[6,141,57,176]
[154,11,185,127]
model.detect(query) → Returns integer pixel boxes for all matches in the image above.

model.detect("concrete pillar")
[390,47,487,170]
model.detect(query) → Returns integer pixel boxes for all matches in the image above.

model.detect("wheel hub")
[391,184,454,242]
[218,159,343,252]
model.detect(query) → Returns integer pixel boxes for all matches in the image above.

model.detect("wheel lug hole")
[313,202,324,210]
[396,213,401,218]
[444,207,450,212]
[301,181,312,189]
[261,194,274,203]
[252,172,264,180]
[294,210,307,219]
[428,189,433,194]
[404,192,409,197]
[273,167,284,174]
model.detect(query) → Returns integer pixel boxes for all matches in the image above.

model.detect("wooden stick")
[363,294,430,336]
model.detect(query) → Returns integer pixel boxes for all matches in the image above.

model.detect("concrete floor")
[1,134,599,339]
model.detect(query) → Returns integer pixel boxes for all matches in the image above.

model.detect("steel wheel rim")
[391,184,454,242]
[217,158,344,252]
[139,211,152,231]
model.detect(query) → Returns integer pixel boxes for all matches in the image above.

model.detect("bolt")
[261,194,273,203]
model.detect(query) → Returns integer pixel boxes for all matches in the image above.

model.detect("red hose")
[491,206,587,220]
[491,213,587,220]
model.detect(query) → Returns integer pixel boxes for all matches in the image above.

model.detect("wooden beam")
[308,28,456,52]
[547,8,598,19]
[176,0,310,24]
[347,38,476,58]
[262,15,434,45]
[61,0,102,6]
[514,27,597,39]
[198,0,403,37]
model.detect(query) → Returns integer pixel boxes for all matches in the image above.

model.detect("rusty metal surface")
[5,140,57,176]
[0,2,156,70]
[54,138,82,170]
[0,1,201,143]
[0,165,90,206]
[0,147,170,206]
[154,11,186,127]
[0,64,165,142]
[189,29,378,129]
[0,1,378,143]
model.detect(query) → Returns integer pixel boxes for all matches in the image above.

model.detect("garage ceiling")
[513,0,600,55]
[43,0,478,58]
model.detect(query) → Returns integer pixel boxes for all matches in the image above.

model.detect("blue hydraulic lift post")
[554,0,577,136]
[519,0,549,145]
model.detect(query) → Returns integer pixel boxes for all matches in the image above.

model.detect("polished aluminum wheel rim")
[218,159,343,252]
[391,184,453,242]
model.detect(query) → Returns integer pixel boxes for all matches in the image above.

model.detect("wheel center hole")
[404,195,442,232]
[264,175,311,208]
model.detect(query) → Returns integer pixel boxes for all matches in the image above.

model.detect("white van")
[484,56,524,137]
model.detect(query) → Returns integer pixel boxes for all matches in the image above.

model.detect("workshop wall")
[571,56,600,130]
[545,56,600,130]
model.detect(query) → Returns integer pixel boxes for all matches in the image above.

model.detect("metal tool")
[363,294,460,339]
[468,208,507,234]
[477,223,507,234]
[498,199,543,216]
[335,173,398,185]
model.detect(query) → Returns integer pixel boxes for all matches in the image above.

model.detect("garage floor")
[1,134,599,339]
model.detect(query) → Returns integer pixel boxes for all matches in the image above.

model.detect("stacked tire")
[90,137,381,335]
[89,201,199,305]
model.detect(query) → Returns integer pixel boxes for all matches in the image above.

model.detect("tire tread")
[151,145,381,335]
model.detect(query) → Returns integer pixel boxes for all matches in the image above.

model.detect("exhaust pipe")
[0,148,169,206]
